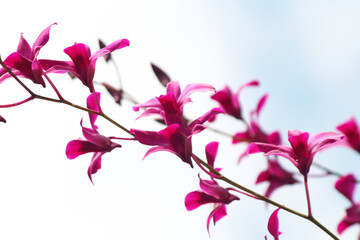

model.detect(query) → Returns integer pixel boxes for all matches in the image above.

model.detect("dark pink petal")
[234,80,259,96]
[98,39,111,62]
[142,146,177,160]
[151,63,171,87]
[206,204,226,234]
[178,83,215,106]
[132,97,161,112]
[211,86,241,119]
[199,177,239,203]
[335,174,356,203]
[268,208,281,240]
[131,129,169,146]
[205,142,219,167]
[66,139,106,159]
[166,81,181,100]
[39,59,75,74]
[17,34,32,60]
[188,107,224,131]
[337,220,352,234]
[4,52,33,78]
[288,130,309,153]
[254,93,269,117]
[87,152,102,183]
[87,92,101,129]
[158,92,179,114]
[31,23,57,58]
[337,117,360,152]
[31,59,45,87]
[212,204,227,225]
[90,38,130,61]
[64,43,91,85]
[268,131,281,145]
[248,142,293,156]
[308,132,344,150]
[185,191,221,211]
[81,120,115,149]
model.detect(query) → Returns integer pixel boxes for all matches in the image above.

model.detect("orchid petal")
[205,142,219,167]
[132,97,161,112]
[87,92,101,129]
[185,191,220,211]
[335,174,356,203]
[166,81,181,100]
[31,23,57,58]
[131,129,169,146]
[65,139,105,159]
[178,83,215,106]
[17,34,31,60]
[268,208,281,240]
[87,152,103,183]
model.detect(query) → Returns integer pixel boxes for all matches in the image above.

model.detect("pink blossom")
[40,39,130,92]
[65,92,121,183]
[335,174,360,235]
[210,80,259,120]
[131,107,223,167]
[249,130,343,177]
[336,117,360,153]
[256,159,298,198]
[233,94,281,163]
[0,23,56,87]
[185,142,239,234]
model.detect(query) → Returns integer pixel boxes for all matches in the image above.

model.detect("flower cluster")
[2,23,360,240]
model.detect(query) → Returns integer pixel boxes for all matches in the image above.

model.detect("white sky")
[0,1,360,239]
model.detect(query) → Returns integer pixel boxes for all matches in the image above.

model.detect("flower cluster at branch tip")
[248,130,344,178]
[265,208,282,240]
[0,23,57,87]
[335,174,360,236]
[65,92,121,183]
[131,81,223,167]
[211,80,259,120]
[256,159,298,198]
[40,39,129,92]
[185,142,239,234]
[336,117,360,154]
[232,93,281,163]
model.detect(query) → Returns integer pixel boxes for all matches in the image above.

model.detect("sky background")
[0,1,360,239]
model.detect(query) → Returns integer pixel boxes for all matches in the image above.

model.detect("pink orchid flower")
[185,142,239,234]
[131,107,223,167]
[40,39,129,92]
[233,94,281,163]
[265,208,282,240]
[0,23,56,87]
[65,92,121,183]
[133,81,215,128]
[210,80,259,120]
[248,130,343,177]
[336,117,360,153]
[256,159,298,198]
[335,174,360,236]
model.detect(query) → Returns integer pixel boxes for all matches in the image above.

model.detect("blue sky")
[0,1,359,239]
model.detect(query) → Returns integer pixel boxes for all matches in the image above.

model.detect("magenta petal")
[87,92,101,128]
[39,59,75,74]
[66,139,104,159]
[90,39,130,61]
[64,43,91,83]
[235,80,259,96]
[188,107,224,130]
[255,93,269,117]
[205,142,219,167]
[185,191,220,211]
[31,23,57,58]
[142,146,176,159]
[87,152,102,183]
[212,204,227,225]
[132,97,161,112]
[178,83,215,106]
[335,174,356,203]
[268,208,281,240]
[17,34,32,60]
[31,59,45,87]
[166,81,181,100]
[206,204,226,234]
[337,220,352,234]
[131,129,169,146]
[248,142,293,156]
[288,130,309,152]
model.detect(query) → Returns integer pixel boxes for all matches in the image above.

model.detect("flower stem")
[304,176,312,217]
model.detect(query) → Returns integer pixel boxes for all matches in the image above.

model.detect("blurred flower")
[249,130,343,177]
[40,39,130,92]
[265,208,282,240]
[233,94,281,163]
[0,115,6,123]
[256,159,298,198]
[335,174,360,235]
[0,23,57,87]
[336,117,360,153]
[65,92,121,183]
[210,80,259,120]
